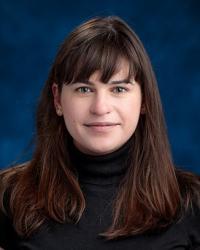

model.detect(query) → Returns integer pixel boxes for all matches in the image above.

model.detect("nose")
[89,92,112,116]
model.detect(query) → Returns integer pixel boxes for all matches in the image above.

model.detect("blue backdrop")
[0,0,199,173]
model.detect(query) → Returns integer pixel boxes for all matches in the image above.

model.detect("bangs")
[58,33,141,85]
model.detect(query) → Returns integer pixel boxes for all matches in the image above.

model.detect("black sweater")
[0,142,200,250]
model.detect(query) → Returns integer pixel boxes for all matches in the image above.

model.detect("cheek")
[120,102,141,133]
[61,100,86,127]
[121,97,142,119]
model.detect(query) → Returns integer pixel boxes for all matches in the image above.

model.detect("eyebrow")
[72,78,134,85]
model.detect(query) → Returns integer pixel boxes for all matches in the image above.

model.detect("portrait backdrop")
[0,0,199,173]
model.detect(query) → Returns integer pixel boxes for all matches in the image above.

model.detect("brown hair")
[0,16,200,240]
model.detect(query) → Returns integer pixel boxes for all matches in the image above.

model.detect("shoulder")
[0,162,30,214]
[175,168,200,207]
[178,200,200,248]
[0,161,29,178]
[0,161,30,184]
[172,169,200,247]
[0,164,29,248]
[175,169,200,244]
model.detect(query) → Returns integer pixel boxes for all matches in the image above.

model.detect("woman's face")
[52,59,143,155]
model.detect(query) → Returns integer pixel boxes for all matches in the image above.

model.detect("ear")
[52,83,63,116]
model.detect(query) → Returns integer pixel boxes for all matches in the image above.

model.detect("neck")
[69,140,132,185]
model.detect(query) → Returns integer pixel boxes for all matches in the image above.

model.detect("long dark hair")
[0,16,200,240]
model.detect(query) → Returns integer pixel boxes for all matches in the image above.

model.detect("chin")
[85,143,121,156]
[74,138,123,155]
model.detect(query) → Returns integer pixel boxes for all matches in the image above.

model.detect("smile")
[85,122,120,126]
[84,122,120,132]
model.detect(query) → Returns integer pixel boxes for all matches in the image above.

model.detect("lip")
[84,122,120,126]
[84,122,120,132]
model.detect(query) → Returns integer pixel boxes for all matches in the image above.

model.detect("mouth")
[84,122,120,127]
[84,122,120,132]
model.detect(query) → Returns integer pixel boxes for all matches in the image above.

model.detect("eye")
[76,86,93,93]
[112,86,128,93]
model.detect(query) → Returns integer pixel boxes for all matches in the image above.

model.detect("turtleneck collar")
[69,139,132,186]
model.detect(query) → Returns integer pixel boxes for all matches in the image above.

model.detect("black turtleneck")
[69,139,131,186]
[1,141,200,250]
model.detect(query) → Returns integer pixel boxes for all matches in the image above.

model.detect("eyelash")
[75,86,129,93]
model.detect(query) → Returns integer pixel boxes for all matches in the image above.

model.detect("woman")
[0,16,200,250]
